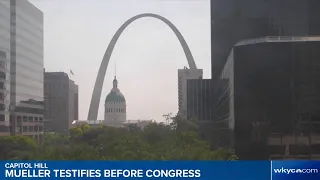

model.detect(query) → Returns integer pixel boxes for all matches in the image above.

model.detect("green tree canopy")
[1,116,237,160]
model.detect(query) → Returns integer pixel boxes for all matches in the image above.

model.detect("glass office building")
[211,0,320,79]
[10,0,44,141]
[186,79,233,149]
[221,36,320,159]
[0,0,11,136]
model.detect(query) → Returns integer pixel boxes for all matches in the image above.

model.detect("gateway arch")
[88,13,198,120]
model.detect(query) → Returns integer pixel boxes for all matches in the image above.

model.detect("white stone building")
[178,67,203,117]
[104,76,126,123]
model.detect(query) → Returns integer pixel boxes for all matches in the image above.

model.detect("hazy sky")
[29,0,211,121]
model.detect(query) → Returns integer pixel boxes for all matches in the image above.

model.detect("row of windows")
[15,79,42,92]
[16,116,43,122]
[15,40,42,61]
[9,126,43,133]
[20,125,43,132]
[14,48,43,67]
[16,33,42,55]
[15,6,43,31]
[13,70,44,85]
[44,83,68,89]
[15,53,43,72]
[107,101,124,104]
[106,108,126,113]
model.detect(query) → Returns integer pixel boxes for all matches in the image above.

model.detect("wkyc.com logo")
[273,167,319,174]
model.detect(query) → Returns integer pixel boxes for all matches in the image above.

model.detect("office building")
[211,0,320,79]
[221,36,320,159]
[186,78,233,149]
[178,67,202,117]
[0,0,11,136]
[44,72,78,134]
[8,0,44,142]
[187,79,215,122]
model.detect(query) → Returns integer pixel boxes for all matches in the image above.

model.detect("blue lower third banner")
[0,161,319,179]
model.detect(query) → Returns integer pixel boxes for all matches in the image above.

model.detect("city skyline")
[30,0,211,121]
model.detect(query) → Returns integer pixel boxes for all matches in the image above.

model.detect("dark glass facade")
[186,79,233,149]
[187,79,215,122]
[211,0,320,79]
[221,37,320,159]
[9,0,44,141]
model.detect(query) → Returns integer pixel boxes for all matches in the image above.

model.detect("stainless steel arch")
[88,13,198,120]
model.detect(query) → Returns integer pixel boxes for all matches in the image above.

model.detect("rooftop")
[235,36,320,46]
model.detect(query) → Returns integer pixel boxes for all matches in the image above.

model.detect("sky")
[29,0,211,122]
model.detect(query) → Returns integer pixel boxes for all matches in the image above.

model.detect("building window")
[0,125,8,132]
[17,116,22,122]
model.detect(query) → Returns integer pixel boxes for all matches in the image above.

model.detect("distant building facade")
[211,0,320,79]
[44,72,78,134]
[186,78,233,149]
[187,79,215,122]
[72,119,154,129]
[221,37,320,160]
[6,0,44,142]
[0,0,11,136]
[104,76,126,123]
[178,67,202,117]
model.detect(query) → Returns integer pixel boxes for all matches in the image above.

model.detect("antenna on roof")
[114,60,116,78]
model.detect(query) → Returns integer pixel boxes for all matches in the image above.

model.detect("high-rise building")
[8,0,44,142]
[187,79,215,122]
[104,76,126,123]
[186,78,233,149]
[178,67,202,117]
[44,72,79,134]
[221,36,320,160]
[0,0,11,136]
[211,0,320,79]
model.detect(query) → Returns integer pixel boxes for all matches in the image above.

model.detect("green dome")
[105,91,126,102]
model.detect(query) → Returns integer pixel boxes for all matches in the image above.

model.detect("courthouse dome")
[105,76,126,103]
[105,91,126,102]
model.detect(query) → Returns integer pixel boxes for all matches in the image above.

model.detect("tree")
[0,115,237,160]
[0,136,38,160]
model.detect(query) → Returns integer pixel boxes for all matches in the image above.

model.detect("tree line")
[0,116,237,160]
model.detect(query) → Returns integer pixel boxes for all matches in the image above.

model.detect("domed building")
[104,76,126,123]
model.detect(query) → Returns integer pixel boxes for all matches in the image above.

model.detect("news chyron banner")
[0,161,319,179]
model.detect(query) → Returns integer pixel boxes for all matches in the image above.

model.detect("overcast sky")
[30,0,211,121]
